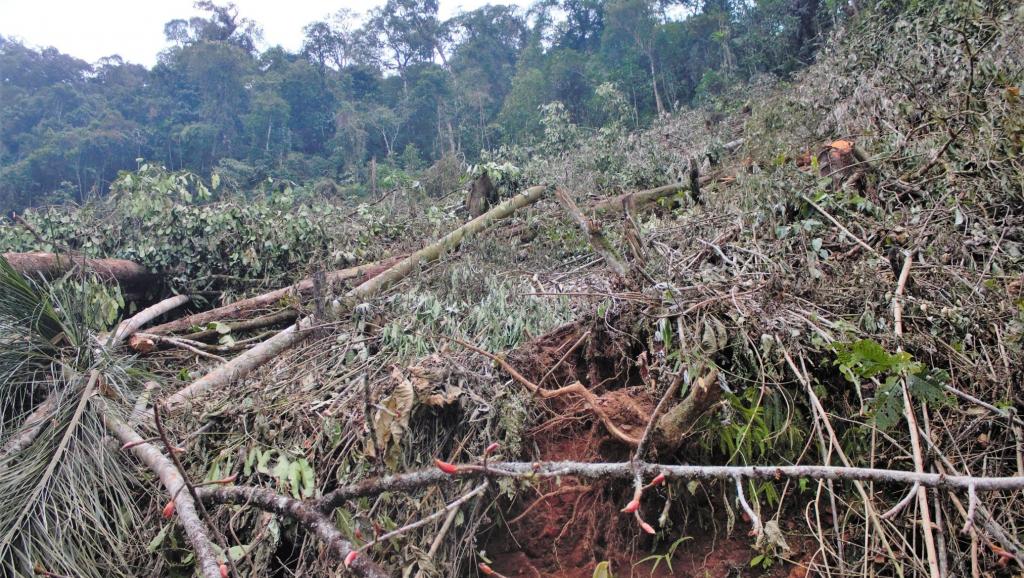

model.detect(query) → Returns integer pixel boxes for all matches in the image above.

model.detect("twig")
[782,349,903,576]
[924,435,1024,567]
[962,483,978,535]
[890,251,939,578]
[362,482,488,549]
[902,381,941,578]
[507,485,591,525]
[893,251,913,339]
[537,330,591,388]
[882,482,921,520]
[734,475,763,537]
[902,124,967,182]
[799,194,879,256]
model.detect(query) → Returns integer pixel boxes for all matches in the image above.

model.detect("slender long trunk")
[648,52,664,116]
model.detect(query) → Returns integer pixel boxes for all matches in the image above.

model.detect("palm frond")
[0,261,153,578]
[0,255,66,344]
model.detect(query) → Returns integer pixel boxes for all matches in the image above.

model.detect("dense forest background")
[0,0,837,211]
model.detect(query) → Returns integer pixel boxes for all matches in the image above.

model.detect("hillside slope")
[0,1,1022,577]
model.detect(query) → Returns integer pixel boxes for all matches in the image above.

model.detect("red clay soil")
[486,317,801,578]
[486,418,795,578]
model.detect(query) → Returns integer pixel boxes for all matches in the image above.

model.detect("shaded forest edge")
[1,0,838,212]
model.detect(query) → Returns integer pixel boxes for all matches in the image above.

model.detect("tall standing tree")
[604,0,665,115]
[366,0,442,85]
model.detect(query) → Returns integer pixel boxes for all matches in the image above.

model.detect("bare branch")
[102,404,222,578]
[197,485,389,578]
[110,294,190,345]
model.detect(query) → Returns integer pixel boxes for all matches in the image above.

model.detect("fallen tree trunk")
[181,309,298,341]
[144,255,405,337]
[111,294,190,344]
[164,185,550,411]
[311,460,1024,502]
[3,251,154,287]
[337,186,549,309]
[591,173,722,214]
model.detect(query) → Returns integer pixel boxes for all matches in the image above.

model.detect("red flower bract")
[620,498,640,513]
[434,458,459,474]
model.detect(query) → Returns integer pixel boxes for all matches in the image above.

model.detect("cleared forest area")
[1,1,1023,577]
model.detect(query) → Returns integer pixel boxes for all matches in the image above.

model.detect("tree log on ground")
[555,187,629,278]
[3,251,154,287]
[591,172,722,214]
[163,185,550,411]
[103,409,223,578]
[143,255,405,336]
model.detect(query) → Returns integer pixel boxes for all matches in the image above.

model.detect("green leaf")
[592,561,614,578]
[288,461,302,499]
[147,524,172,553]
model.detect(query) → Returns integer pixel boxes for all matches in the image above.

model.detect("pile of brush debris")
[2,2,1024,577]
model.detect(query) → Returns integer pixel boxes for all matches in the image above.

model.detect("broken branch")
[163,186,550,411]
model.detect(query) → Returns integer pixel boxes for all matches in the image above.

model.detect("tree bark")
[4,251,154,287]
[110,294,190,344]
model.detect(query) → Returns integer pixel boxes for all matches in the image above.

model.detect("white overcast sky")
[0,0,531,67]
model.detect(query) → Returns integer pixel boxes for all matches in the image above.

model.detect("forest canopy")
[0,0,834,212]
